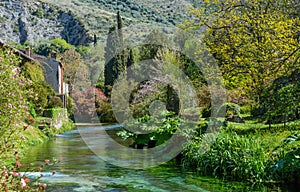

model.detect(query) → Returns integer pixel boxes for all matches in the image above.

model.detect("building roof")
[0,40,36,62]
[31,53,63,68]
[0,38,63,68]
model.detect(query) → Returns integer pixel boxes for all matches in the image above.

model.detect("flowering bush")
[72,86,109,122]
[0,47,31,158]
[0,47,50,191]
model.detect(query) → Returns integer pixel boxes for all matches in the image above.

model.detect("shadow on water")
[21,125,297,192]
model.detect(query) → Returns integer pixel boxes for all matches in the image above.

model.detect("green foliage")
[96,100,116,123]
[20,61,45,82]
[139,29,170,60]
[47,96,63,109]
[66,96,75,117]
[0,47,31,155]
[32,8,44,18]
[183,131,271,183]
[117,111,181,148]
[76,45,90,56]
[184,0,300,102]
[20,61,54,115]
[28,103,37,118]
[41,108,72,137]
[271,134,300,183]
[34,38,75,56]
[183,118,300,184]
[0,47,35,191]
[217,102,241,118]
[201,102,241,120]
[262,82,300,124]
[104,12,127,96]
[104,26,121,95]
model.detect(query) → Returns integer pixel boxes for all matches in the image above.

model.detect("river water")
[21,125,296,192]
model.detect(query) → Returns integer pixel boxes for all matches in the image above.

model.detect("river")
[21,125,296,191]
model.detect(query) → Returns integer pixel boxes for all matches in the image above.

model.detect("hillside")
[0,0,92,45]
[0,0,193,45]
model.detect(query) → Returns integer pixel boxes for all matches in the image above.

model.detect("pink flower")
[12,67,19,75]
[23,177,30,183]
[15,161,22,168]
[8,104,12,108]
[45,159,50,164]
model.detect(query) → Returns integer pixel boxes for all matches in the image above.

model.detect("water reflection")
[21,125,295,192]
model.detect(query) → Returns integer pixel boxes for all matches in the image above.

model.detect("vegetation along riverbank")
[1,0,300,191]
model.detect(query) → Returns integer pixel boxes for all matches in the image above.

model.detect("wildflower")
[45,159,50,164]
[21,178,27,188]
[23,177,30,183]
[12,67,19,75]
[8,104,12,108]
[15,161,22,168]
[21,135,26,141]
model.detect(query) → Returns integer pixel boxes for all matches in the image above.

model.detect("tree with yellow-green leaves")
[183,0,300,104]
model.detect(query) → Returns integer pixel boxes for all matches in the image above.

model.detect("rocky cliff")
[0,0,92,46]
[0,0,192,46]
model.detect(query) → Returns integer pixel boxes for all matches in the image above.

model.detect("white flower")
[21,178,26,188]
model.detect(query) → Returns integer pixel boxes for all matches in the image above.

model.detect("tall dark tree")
[117,11,126,73]
[104,12,127,96]
[104,26,119,96]
[127,48,134,68]
[93,33,97,47]
[126,48,134,78]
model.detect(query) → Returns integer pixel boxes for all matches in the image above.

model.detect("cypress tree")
[126,48,134,78]
[104,12,128,97]
[117,11,126,73]
[93,33,97,47]
[104,26,119,96]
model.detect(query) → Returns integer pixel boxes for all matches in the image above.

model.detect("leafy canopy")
[183,0,300,101]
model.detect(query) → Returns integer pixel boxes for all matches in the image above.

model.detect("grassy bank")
[182,118,300,185]
[2,117,75,166]
[22,117,75,152]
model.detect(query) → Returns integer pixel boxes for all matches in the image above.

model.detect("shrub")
[117,111,186,148]
[0,47,42,191]
[47,96,63,108]
[34,38,75,56]
[182,131,271,183]
[0,47,31,156]
[20,62,54,115]
[271,133,300,183]
[96,100,116,123]
[217,102,241,118]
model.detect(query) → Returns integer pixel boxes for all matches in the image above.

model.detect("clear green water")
[21,125,297,192]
